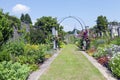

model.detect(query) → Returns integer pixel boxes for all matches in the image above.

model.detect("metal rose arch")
[57,16,90,50]
[58,16,86,31]
[52,16,87,49]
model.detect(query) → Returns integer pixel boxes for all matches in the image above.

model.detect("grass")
[39,44,106,80]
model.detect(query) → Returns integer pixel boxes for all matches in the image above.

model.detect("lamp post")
[52,27,58,49]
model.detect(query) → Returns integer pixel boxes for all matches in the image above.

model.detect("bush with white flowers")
[109,52,120,78]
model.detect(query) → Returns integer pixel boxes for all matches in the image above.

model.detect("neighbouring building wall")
[108,25,120,38]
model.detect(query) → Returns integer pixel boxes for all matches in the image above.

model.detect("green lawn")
[39,44,106,80]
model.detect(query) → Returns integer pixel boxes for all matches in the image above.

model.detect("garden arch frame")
[58,16,86,30]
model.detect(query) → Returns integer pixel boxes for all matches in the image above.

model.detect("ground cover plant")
[0,61,30,80]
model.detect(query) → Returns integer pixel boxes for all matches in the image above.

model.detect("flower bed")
[90,44,120,79]
[0,39,53,79]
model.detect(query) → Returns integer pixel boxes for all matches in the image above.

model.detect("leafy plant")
[0,61,30,80]
[58,41,65,48]
[0,49,11,61]
[2,39,25,56]
[109,52,120,78]
[92,47,107,59]
[111,37,120,45]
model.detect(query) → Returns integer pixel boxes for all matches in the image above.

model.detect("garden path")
[28,44,117,80]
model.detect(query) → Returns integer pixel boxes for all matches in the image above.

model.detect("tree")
[0,12,13,43]
[96,15,108,36]
[0,9,21,45]
[109,21,119,26]
[33,16,60,44]
[24,13,32,24]
[20,13,25,22]
[8,15,21,29]
[20,13,32,24]
[30,28,46,44]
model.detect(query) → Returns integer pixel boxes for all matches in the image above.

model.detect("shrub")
[0,61,30,80]
[0,39,25,62]
[58,41,65,48]
[0,39,52,71]
[105,44,120,57]
[16,55,35,64]
[109,52,120,78]
[111,37,120,46]
[95,39,106,47]
[75,38,83,49]
[1,39,25,56]
[36,44,47,63]
[24,44,46,63]
[0,49,11,61]
[24,44,39,55]
[92,47,107,59]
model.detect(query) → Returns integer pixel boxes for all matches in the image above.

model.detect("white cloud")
[12,4,30,14]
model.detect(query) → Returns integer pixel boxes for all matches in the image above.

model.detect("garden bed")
[87,44,120,80]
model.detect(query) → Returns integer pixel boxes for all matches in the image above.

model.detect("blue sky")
[0,0,120,31]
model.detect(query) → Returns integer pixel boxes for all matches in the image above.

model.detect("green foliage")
[23,44,41,64]
[20,13,25,22]
[0,38,51,71]
[30,28,46,44]
[2,39,25,56]
[97,15,108,32]
[0,9,21,45]
[20,13,32,24]
[36,44,50,63]
[58,41,65,48]
[25,13,32,24]
[109,52,120,78]
[0,14,13,43]
[96,39,105,47]
[110,37,120,45]
[92,47,107,59]
[0,39,25,62]
[34,16,59,44]
[0,61,30,80]
[23,44,50,63]
[28,64,39,71]
[75,38,83,49]
[109,21,119,26]
[0,49,11,61]
[96,15,108,37]
[8,15,21,29]
[0,31,3,45]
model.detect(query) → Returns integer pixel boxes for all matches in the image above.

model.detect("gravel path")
[80,51,117,80]
[27,50,61,80]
